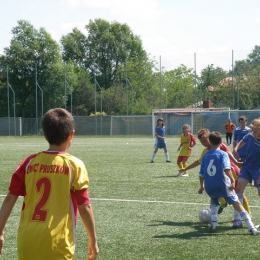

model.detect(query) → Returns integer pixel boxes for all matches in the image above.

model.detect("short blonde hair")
[182,124,191,130]
[197,128,210,140]
[249,118,260,130]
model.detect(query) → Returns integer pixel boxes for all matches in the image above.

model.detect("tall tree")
[61,18,148,90]
[163,65,195,108]
[0,20,63,117]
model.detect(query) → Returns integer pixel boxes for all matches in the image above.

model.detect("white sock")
[165,152,169,161]
[151,152,156,161]
[240,210,255,231]
[234,194,244,221]
[210,204,218,227]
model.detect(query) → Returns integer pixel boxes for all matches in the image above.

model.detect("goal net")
[152,108,260,138]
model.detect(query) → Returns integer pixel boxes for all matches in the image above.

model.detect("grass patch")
[0,136,259,259]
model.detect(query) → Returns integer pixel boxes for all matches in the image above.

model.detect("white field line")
[1,195,260,208]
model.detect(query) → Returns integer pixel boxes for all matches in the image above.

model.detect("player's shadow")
[149,220,244,239]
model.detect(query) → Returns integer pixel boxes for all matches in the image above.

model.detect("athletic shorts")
[238,164,260,187]
[211,194,238,206]
[177,156,189,163]
[154,142,167,149]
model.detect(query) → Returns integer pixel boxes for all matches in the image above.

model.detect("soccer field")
[0,136,259,260]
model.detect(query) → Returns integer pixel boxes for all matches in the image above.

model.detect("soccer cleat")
[166,160,172,163]
[218,202,228,214]
[180,173,189,177]
[176,172,182,177]
[208,222,218,232]
[232,219,243,228]
[250,228,259,236]
[150,160,154,163]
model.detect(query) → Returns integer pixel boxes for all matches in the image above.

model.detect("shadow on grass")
[149,220,246,239]
[155,175,177,178]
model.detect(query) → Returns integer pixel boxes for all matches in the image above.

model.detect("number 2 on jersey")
[31,177,51,221]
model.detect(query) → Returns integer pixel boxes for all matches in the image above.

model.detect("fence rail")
[1,110,260,136]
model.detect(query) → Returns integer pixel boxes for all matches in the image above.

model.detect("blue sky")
[1,0,260,72]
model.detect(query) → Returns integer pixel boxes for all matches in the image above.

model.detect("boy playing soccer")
[198,131,258,235]
[151,118,171,163]
[178,128,251,218]
[176,124,196,177]
[0,108,99,260]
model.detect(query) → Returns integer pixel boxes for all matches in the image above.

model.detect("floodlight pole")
[125,60,128,115]
[37,82,43,117]
[8,85,16,135]
[35,63,38,132]
[64,62,67,110]
[161,77,168,109]
[6,66,16,135]
[194,53,197,111]
[7,65,10,135]
[126,78,134,115]
[94,73,103,135]
[232,50,234,109]
[160,55,162,110]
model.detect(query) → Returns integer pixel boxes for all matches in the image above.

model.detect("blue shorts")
[154,142,167,149]
[211,195,238,206]
[238,164,260,187]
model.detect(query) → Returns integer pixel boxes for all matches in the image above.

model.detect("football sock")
[182,162,188,174]
[219,197,226,205]
[177,162,183,169]
[240,210,255,231]
[210,204,218,225]
[234,194,244,221]
[165,152,169,161]
[243,196,251,214]
[151,152,156,161]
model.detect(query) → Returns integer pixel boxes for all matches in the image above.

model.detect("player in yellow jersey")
[176,124,196,177]
[0,108,99,260]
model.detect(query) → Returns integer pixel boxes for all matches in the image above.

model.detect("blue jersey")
[199,149,234,199]
[154,125,167,149]
[242,133,260,167]
[233,126,250,161]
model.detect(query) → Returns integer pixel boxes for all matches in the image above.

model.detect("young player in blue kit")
[198,131,258,235]
[233,118,260,227]
[151,118,171,163]
[233,116,250,163]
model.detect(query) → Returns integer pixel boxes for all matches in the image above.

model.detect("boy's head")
[197,128,211,148]
[157,118,164,126]
[239,116,248,128]
[182,124,191,131]
[42,108,75,146]
[250,118,260,139]
[209,131,222,146]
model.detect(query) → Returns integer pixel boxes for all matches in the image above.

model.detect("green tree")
[61,18,148,90]
[61,28,88,68]
[163,65,194,108]
[0,20,63,117]
[200,65,227,102]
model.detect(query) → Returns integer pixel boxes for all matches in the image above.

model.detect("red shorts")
[177,156,189,163]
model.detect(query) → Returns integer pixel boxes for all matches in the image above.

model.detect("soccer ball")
[199,208,211,223]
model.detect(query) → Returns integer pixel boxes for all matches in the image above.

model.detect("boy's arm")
[233,140,245,160]
[177,143,182,151]
[0,194,18,255]
[198,176,204,194]
[78,203,99,260]
[224,168,235,190]
[226,150,240,166]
